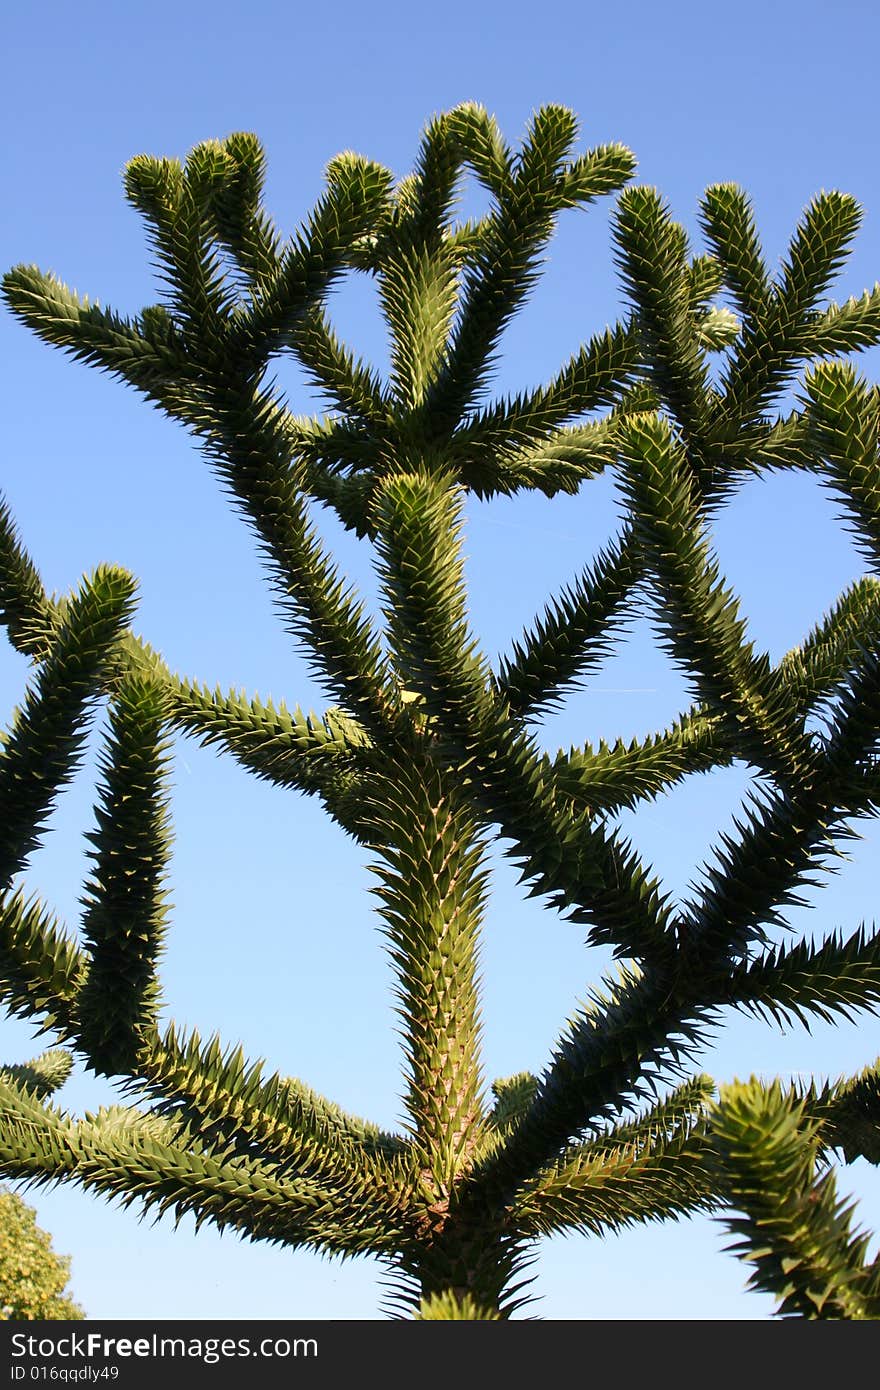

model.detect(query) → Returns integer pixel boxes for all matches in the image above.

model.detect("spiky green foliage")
[1,1049,72,1101]
[712,1080,880,1319]
[2,104,880,1320]
[417,1290,501,1319]
[0,568,136,889]
[76,678,172,1076]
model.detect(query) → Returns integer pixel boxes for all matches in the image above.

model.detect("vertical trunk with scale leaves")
[2,103,880,1319]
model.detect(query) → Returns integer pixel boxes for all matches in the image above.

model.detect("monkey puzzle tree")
[2,104,880,1319]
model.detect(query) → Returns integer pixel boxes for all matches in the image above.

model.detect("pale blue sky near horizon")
[2,0,880,1320]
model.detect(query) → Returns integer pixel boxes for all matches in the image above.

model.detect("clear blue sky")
[2,0,880,1320]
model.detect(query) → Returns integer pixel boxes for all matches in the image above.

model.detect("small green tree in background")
[0,1054,83,1319]
[2,104,880,1318]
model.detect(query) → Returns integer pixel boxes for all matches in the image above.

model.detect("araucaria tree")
[3,104,880,1320]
